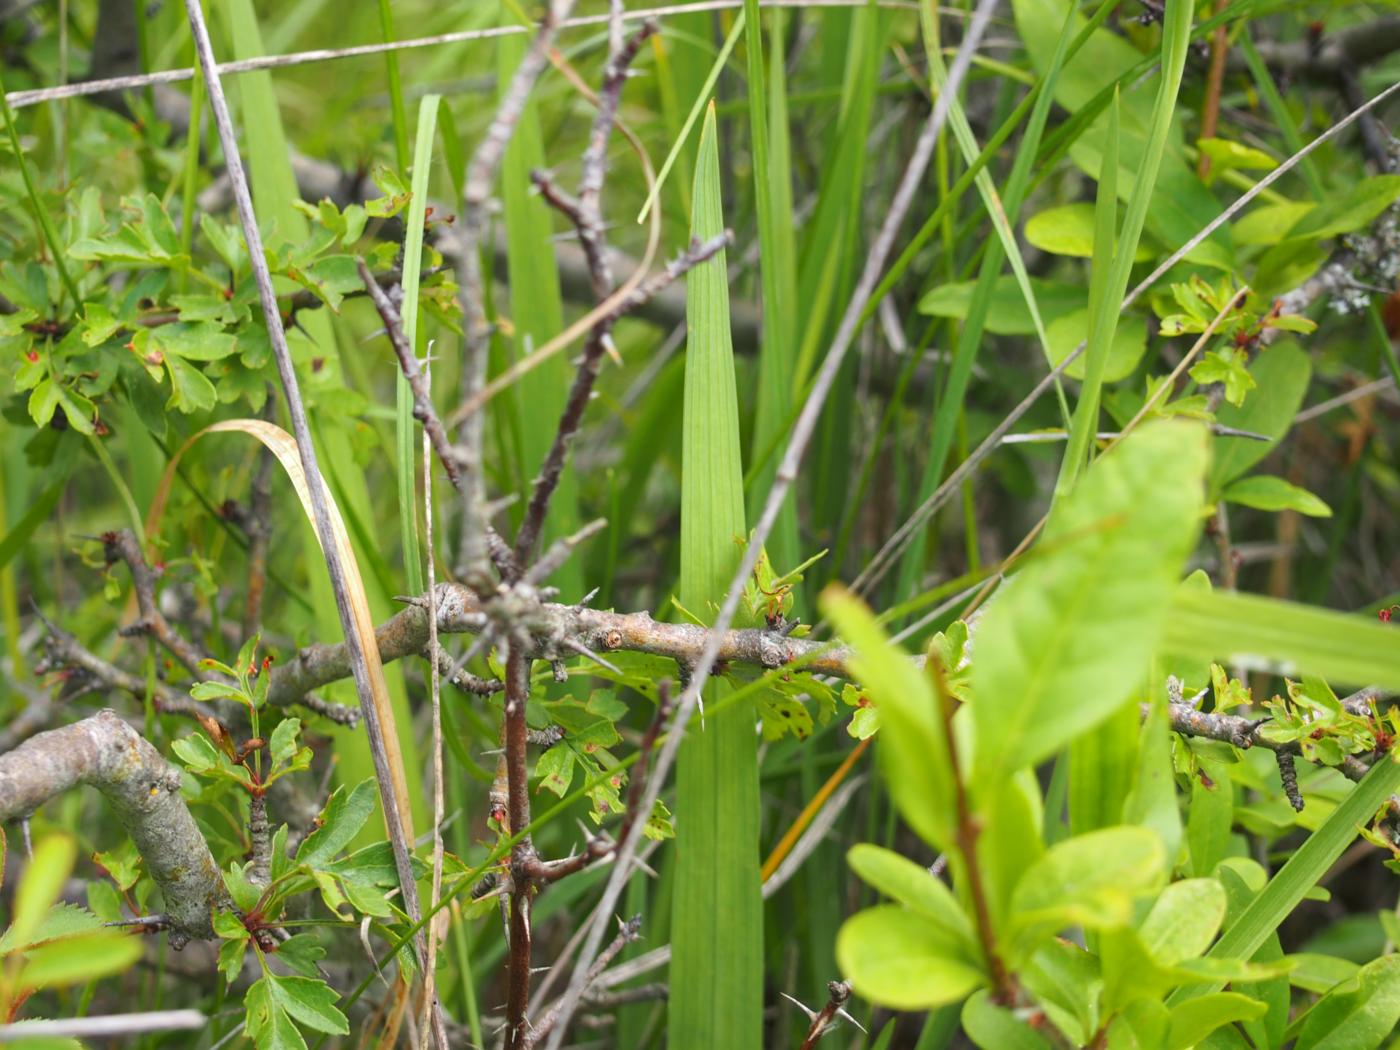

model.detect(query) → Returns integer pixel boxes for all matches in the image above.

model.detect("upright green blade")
[671,103,763,1050]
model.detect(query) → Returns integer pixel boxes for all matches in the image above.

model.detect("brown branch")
[35,614,208,719]
[512,229,728,566]
[0,711,228,944]
[104,530,209,678]
[357,259,464,494]
[1196,0,1229,180]
[929,655,1012,1002]
[263,583,849,710]
[798,981,852,1050]
[503,643,536,1050]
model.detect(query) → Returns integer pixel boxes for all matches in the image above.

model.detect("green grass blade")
[743,0,799,574]
[637,11,745,226]
[1056,0,1195,493]
[1169,753,1400,1005]
[376,0,410,171]
[671,103,763,1050]
[0,68,81,308]
[895,0,1096,600]
[1162,588,1400,689]
[395,95,442,598]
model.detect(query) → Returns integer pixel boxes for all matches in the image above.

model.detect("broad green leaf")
[1047,309,1147,383]
[1010,826,1166,946]
[1223,475,1332,517]
[1286,175,1400,241]
[961,989,1054,1049]
[0,904,101,955]
[1167,993,1266,1050]
[822,588,954,851]
[917,277,1083,335]
[1294,954,1400,1050]
[296,780,377,869]
[973,422,1208,784]
[1026,203,1155,261]
[846,845,977,957]
[671,103,763,1050]
[246,978,306,1050]
[1233,201,1314,246]
[1138,879,1227,965]
[836,906,986,1009]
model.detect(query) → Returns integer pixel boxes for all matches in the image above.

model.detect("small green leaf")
[847,845,978,955]
[218,935,247,983]
[1167,992,1266,1050]
[269,974,349,1035]
[1138,878,1227,965]
[961,989,1054,1049]
[1223,475,1332,517]
[1010,826,1166,945]
[1286,175,1400,241]
[836,906,986,1009]
[297,780,377,869]
[269,718,302,770]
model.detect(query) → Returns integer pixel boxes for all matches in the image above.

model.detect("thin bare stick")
[0,1010,207,1040]
[4,1,929,111]
[540,3,1000,1043]
[178,2,441,1040]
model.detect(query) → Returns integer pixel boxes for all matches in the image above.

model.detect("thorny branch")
[797,981,853,1050]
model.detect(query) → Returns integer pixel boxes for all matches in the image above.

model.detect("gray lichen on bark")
[0,711,227,944]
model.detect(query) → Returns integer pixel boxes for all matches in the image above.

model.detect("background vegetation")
[2,0,1400,1046]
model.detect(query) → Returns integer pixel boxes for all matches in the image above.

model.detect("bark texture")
[0,711,226,944]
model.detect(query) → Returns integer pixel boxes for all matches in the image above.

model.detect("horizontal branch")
[265,583,850,708]
[0,711,228,943]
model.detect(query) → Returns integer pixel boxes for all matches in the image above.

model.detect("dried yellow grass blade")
[144,419,415,846]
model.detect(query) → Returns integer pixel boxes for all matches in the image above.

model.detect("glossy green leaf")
[836,906,986,1009]
[1286,176,1400,241]
[917,277,1083,335]
[1009,826,1166,945]
[846,844,977,955]
[973,422,1208,784]
[1138,879,1227,965]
